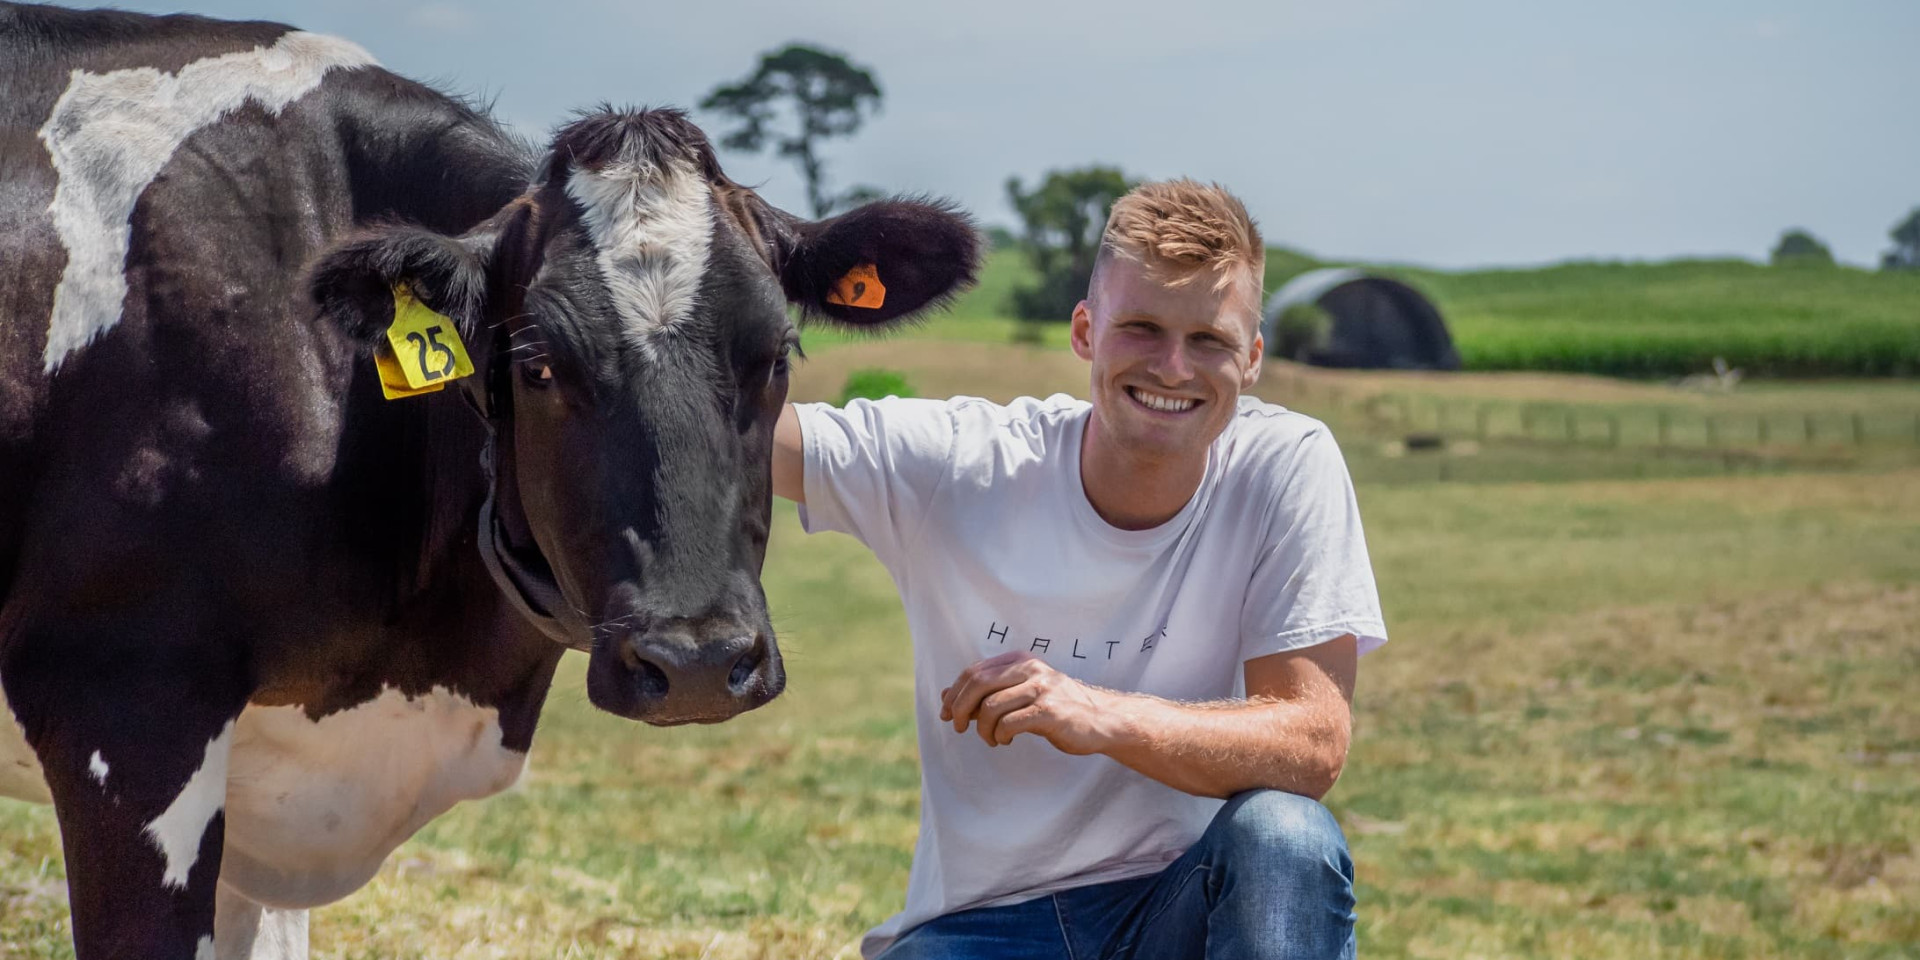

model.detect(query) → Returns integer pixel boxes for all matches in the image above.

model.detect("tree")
[1769,228,1833,267]
[701,44,882,219]
[1005,166,1135,322]
[1883,208,1920,272]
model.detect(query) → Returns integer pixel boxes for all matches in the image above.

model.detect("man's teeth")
[1129,388,1197,413]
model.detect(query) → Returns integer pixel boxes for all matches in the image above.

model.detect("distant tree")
[1769,228,1834,266]
[1883,208,1920,271]
[701,44,882,218]
[831,183,888,214]
[984,225,1019,251]
[1005,166,1135,322]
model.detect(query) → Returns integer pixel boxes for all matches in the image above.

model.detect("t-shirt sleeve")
[1240,427,1388,662]
[796,397,958,566]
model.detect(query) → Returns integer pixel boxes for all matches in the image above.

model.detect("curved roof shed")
[1262,268,1461,370]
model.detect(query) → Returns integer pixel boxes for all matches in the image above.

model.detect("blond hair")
[1092,179,1264,308]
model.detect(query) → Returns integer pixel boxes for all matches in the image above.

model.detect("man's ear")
[775,197,981,328]
[308,224,494,343]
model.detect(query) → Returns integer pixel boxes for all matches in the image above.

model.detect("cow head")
[310,109,977,724]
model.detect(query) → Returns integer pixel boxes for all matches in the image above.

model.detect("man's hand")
[940,652,1125,755]
[939,638,1357,799]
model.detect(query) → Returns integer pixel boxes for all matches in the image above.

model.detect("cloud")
[408,3,476,34]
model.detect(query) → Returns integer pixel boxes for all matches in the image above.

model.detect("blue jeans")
[877,790,1357,960]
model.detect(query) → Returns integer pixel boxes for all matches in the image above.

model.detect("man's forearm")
[1095,692,1350,800]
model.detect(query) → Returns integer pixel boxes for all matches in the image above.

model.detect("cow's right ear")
[308,225,493,342]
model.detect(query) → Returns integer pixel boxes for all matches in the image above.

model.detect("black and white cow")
[0,4,977,957]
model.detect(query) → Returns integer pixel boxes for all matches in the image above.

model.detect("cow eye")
[522,363,554,388]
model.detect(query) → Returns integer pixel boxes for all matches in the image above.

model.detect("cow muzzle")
[586,618,785,724]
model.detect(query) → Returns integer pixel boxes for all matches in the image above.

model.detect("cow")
[0,3,979,958]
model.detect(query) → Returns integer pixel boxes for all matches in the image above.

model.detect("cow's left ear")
[308,224,494,342]
[777,198,981,327]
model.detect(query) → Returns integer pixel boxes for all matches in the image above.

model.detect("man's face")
[1072,257,1264,466]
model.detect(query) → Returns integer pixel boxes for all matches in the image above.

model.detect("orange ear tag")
[826,263,886,309]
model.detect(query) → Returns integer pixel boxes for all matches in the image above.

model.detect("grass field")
[848,247,1920,378]
[3,345,1918,958]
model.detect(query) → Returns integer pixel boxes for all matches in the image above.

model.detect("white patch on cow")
[88,750,109,785]
[37,31,377,373]
[197,935,217,960]
[564,156,714,349]
[219,686,526,909]
[144,720,236,890]
[0,676,51,805]
[216,881,309,960]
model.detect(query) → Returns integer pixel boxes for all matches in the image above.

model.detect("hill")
[874,248,1920,379]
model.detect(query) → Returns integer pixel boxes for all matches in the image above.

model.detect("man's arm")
[942,636,1356,800]
[773,403,805,504]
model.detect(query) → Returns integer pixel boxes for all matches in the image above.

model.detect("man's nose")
[1145,343,1194,384]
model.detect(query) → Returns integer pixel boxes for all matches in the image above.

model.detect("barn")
[1262,268,1461,370]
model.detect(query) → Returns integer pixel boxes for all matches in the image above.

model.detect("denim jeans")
[876,790,1357,960]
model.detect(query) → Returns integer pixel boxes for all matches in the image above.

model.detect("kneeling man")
[773,180,1387,959]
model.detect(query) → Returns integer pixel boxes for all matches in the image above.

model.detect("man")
[771,180,1387,959]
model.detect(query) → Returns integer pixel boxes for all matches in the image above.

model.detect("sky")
[79,0,1920,269]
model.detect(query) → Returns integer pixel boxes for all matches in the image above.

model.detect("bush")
[1770,229,1834,267]
[838,368,915,404]
[1272,303,1332,360]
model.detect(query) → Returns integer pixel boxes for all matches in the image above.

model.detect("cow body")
[0,4,979,957]
[1,6,569,954]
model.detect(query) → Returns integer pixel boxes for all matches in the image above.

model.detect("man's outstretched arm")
[773,403,805,505]
[941,636,1357,800]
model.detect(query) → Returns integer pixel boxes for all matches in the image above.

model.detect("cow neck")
[468,193,579,650]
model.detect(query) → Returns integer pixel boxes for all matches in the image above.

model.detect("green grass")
[845,247,1920,379]
[5,462,1918,959]
[1404,260,1920,378]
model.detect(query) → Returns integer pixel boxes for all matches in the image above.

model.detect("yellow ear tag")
[378,286,475,400]
[825,262,886,309]
[374,345,445,400]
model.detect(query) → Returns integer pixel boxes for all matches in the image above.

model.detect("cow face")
[311,109,978,724]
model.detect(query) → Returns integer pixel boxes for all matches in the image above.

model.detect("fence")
[1356,393,1920,453]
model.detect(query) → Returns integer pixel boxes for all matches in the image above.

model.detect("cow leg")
[3,648,246,960]
[214,881,309,960]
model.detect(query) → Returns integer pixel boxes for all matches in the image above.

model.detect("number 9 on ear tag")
[379,286,474,400]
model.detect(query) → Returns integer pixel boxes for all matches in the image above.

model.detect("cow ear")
[778,198,981,327]
[308,225,493,342]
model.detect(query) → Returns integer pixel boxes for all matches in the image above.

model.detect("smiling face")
[1071,255,1264,468]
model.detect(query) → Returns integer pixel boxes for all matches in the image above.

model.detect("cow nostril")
[727,638,764,693]
[632,656,670,701]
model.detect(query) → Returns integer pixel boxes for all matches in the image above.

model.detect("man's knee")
[1204,789,1351,885]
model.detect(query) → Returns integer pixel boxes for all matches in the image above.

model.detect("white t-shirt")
[797,394,1387,958]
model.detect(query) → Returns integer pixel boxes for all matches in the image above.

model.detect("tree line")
[698,43,1919,329]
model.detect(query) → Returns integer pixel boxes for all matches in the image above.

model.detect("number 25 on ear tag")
[380,286,474,400]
